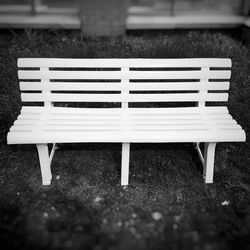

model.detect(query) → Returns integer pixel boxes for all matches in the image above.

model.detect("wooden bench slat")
[18,58,232,68]
[20,106,230,115]
[18,70,231,80]
[14,117,236,127]
[17,114,232,122]
[14,119,122,126]
[20,82,230,91]
[17,115,122,121]
[7,129,245,144]
[10,126,122,132]
[131,124,241,130]
[21,93,228,102]
[10,124,241,133]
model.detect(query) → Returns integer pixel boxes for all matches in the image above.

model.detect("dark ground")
[0,29,250,250]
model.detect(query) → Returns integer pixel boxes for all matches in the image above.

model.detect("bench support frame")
[36,142,217,186]
[121,143,130,186]
[36,143,56,185]
[195,142,217,183]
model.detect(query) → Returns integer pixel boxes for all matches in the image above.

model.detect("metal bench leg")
[36,144,52,185]
[203,142,217,183]
[121,143,130,186]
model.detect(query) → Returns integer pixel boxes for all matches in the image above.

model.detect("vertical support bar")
[121,67,130,186]
[195,142,205,167]
[121,67,129,108]
[40,67,53,107]
[203,142,216,183]
[121,142,130,186]
[198,67,209,107]
[36,144,52,185]
[49,143,57,166]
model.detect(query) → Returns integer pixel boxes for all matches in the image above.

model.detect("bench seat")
[8,106,245,144]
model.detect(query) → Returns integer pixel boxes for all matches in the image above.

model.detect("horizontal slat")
[20,81,230,91]
[131,119,236,125]
[10,123,241,132]
[17,115,122,121]
[7,129,245,144]
[130,113,231,118]
[20,106,230,115]
[17,58,232,68]
[14,116,236,126]
[127,107,229,114]
[18,70,231,80]
[20,106,122,115]
[13,117,237,128]
[10,126,122,132]
[17,114,232,122]
[14,119,121,125]
[131,124,241,130]
[21,93,228,102]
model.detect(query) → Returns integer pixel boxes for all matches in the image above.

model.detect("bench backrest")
[18,58,231,108]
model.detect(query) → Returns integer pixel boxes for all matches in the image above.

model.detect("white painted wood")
[40,67,52,107]
[36,144,52,185]
[203,142,217,183]
[10,123,241,133]
[16,116,122,122]
[122,67,130,109]
[20,81,230,91]
[13,115,236,126]
[21,93,228,102]
[16,114,233,122]
[49,143,57,166]
[8,105,245,145]
[18,69,231,80]
[7,129,246,144]
[18,58,232,68]
[198,67,209,107]
[195,143,205,167]
[121,143,130,186]
[20,106,229,114]
[14,118,122,125]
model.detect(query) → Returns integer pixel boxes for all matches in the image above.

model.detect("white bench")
[7,58,246,185]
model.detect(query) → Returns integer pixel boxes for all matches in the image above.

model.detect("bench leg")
[36,144,52,185]
[121,143,130,186]
[203,142,217,183]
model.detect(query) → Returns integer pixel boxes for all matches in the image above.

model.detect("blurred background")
[0,0,249,36]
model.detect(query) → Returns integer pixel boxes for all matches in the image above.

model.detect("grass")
[0,29,250,250]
